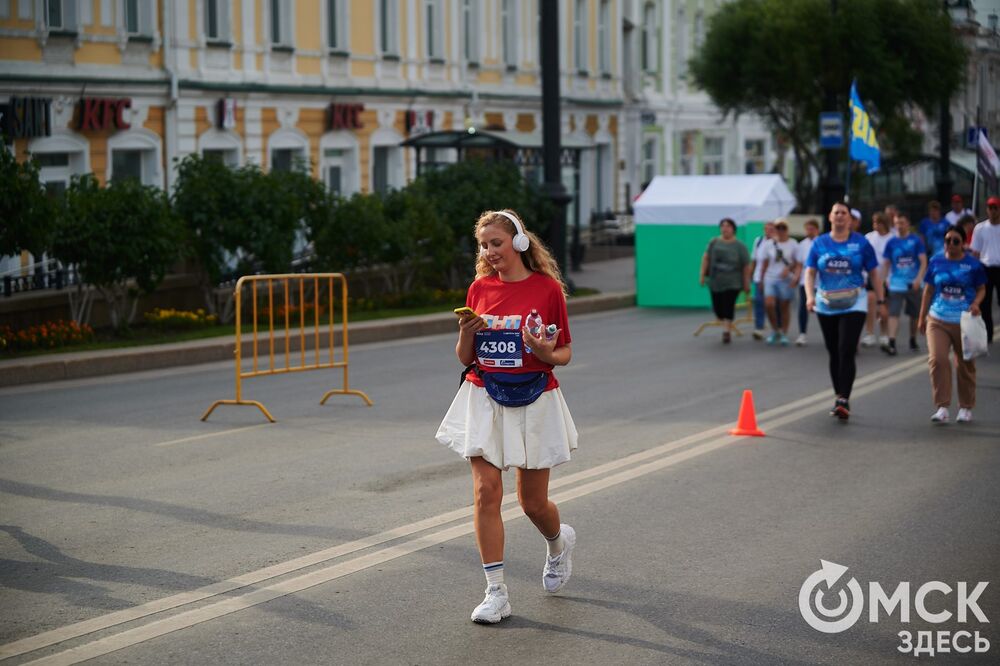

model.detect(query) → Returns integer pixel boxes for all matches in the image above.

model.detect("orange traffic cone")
[730,389,765,437]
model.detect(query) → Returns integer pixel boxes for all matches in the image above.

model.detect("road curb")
[0,292,635,388]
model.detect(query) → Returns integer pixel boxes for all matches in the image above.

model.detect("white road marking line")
[152,424,273,447]
[20,359,928,666]
[2,357,926,663]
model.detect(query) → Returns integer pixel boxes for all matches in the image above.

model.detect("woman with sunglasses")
[805,202,885,420]
[917,225,987,423]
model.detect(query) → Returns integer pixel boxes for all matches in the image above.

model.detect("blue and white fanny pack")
[460,364,549,408]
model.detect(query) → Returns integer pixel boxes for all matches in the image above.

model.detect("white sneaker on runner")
[930,407,949,423]
[795,333,807,346]
[956,408,973,423]
[471,584,511,624]
[543,524,576,593]
[878,335,890,347]
[861,334,877,347]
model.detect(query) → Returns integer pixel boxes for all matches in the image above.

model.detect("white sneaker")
[543,524,576,593]
[956,408,973,423]
[861,334,877,347]
[752,329,765,340]
[795,333,807,346]
[878,335,890,347]
[930,407,949,423]
[471,584,511,624]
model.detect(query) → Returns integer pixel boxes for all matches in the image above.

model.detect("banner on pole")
[977,129,999,191]
[848,81,880,174]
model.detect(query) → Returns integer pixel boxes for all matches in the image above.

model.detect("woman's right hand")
[458,314,486,336]
[806,297,816,312]
[917,316,927,335]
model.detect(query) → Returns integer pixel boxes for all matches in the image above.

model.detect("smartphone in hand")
[453,307,477,318]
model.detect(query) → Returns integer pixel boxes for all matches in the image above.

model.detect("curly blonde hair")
[473,209,568,295]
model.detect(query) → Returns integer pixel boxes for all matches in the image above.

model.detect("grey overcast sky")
[975,0,1000,18]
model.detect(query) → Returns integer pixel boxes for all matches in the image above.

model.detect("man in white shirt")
[863,212,892,347]
[793,218,820,345]
[945,194,973,226]
[970,195,1000,343]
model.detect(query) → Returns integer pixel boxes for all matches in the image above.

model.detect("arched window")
[369,127,404,194]
[198,128,243,167]
[320,131,360,196]
[107,128,162,187]
[268,127,310,173]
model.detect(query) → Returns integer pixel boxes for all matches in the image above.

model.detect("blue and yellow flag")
[849,81,880,174]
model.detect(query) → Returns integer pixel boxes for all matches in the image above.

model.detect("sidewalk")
[0,256,636,388]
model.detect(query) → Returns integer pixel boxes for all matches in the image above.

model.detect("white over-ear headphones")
[493,210,530,252]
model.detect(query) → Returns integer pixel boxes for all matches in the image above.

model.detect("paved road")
[1,308,998,664]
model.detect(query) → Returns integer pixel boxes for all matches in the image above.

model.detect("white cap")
[850,208,862,220]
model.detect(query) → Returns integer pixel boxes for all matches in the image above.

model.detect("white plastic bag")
[960,311,988,361]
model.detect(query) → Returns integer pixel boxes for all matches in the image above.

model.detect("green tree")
[689,0,966,209]
[308,191,390,297]
[53,174,182,329]
[0,147,55,258]
[172,155,325,319]
[409,160,553,287]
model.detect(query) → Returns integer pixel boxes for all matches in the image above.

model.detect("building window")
[204,0,230,42]
[679,131,697,175]
[271,148,306,173]
[744,139,766,174]
[462,0,479,64]
[372,145,402,193]
[425,0,443,60]
[574,0,587,73]
[598,0,610,74]
[703,136,724,175]
[111,149,145,183]
[44,0,78,32]
[270,0,293,47]
[327,0,347,51]
[642,135,658,185]
[123,0,153,37]
[501,0,516,69]
[641,2,655,72]
[676,6,687,80]
[380,0,399,56]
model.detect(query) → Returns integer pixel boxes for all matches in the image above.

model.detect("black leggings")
[710,289,741,320]
[817,312,867,399]
[983,266,1000,343]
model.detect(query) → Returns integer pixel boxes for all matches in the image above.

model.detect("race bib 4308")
[475,329,524,368]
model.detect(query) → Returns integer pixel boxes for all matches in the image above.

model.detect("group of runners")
[701,195,1000,423]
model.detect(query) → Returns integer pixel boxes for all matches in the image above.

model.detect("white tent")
[634,174,797,225]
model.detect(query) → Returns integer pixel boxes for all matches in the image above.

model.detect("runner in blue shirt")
[805,202,886,420]
[918,225,986,423]
[881,214,927,356]
[918,200,950,257]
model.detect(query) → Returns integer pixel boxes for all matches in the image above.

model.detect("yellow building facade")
[1,0,626,227]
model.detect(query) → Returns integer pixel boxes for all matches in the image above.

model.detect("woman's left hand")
[969,303,981,317]
[523,326,559,364]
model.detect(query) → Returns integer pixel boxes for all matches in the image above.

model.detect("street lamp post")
[540,0,573,287]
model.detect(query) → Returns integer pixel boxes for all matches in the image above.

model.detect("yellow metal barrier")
[202,273,373,422]
[693,299,753,337]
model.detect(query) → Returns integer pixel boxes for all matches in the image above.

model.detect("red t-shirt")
[464,272,571,391]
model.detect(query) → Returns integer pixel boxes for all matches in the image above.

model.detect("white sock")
[545,530,564,557]
[483,561,504,587]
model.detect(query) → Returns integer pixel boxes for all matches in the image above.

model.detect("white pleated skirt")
[436,381,578,471]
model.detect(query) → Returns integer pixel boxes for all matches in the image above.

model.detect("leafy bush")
[0,147,55,258]
[0,320,95,353]
[52,175,182,329]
